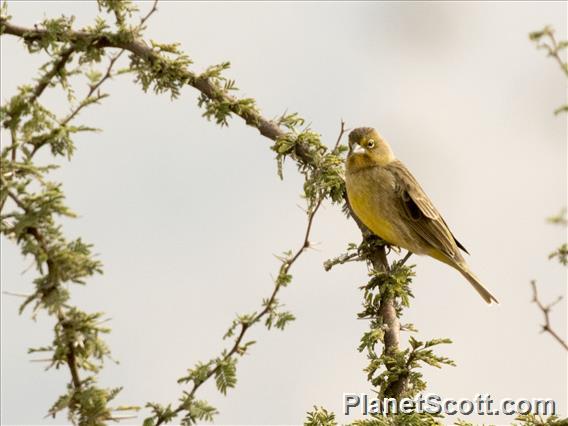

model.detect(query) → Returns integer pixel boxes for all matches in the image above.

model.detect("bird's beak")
[350,143,366,155]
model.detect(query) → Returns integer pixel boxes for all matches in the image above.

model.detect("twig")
[30,358,53,363]
[530,280,568,351]
[542,32,568,77]
[31,46,76,103]
[140,0,159,27]
[3,290,32,298]
[3,181,29,211]
[10,127,17,162]
[400,251,413,266]
[332,119,347,153]
[66,51,124,124]
[28,50,124,157]
[531,27,568,77]
[323,251,360,272]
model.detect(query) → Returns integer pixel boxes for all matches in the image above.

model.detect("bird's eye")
[367,139,375,149]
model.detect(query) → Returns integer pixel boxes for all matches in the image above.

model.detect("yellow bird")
[345,127,498,304]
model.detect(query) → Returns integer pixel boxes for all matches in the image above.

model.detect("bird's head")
[347,127,395,169]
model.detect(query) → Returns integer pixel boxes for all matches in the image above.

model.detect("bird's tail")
[458,265,499,305]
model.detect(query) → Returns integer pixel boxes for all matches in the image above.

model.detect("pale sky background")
[1,1,567,425]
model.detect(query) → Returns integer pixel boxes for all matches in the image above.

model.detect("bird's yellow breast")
[347,184,399,246]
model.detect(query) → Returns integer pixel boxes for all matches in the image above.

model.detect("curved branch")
[0,19,311,159]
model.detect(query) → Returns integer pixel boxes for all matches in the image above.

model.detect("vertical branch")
[368,246,400,351]
[368,243,406,398]
[57,311,83,390]
[10,127,17,162]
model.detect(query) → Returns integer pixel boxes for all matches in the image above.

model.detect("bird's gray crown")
[348,127,375,143]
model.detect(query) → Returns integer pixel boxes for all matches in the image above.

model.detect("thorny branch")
[155,196,323,425]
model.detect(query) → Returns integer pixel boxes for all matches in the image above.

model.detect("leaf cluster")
[271,122,347,207]
[48,380,135,425]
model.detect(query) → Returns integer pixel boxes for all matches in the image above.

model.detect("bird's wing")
[387,160,466,260]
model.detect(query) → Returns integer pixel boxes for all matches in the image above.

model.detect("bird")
[344,127,498,304]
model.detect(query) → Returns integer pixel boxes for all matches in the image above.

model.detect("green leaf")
[214,357,237,395]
